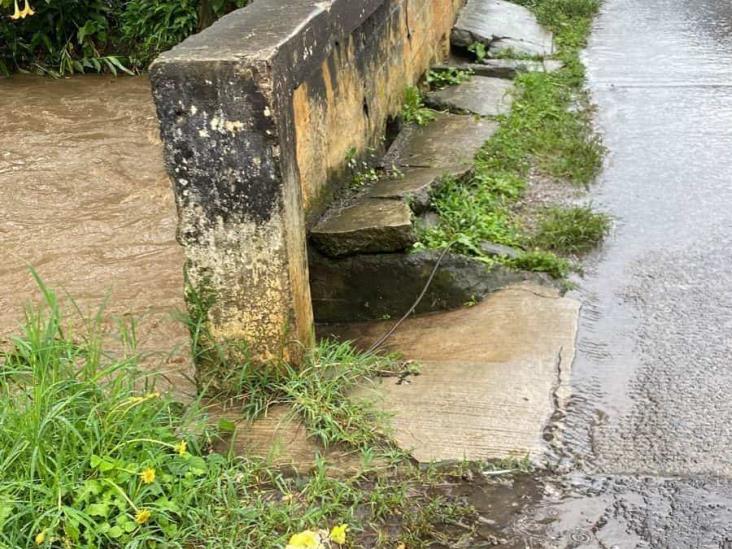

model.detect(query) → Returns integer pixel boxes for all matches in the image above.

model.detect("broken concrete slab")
[310,249,553,322]
[310,198,415,257]
[433,58,564,79]
[424,76,514,117]
[366,166,468,213]
[451,0,555,58]
[336,283,580,463]
[210,405,374,475]
[381,112,499,170]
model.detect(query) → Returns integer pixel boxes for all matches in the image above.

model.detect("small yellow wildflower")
[174,440,187,456]
[34,531,45,545]
[135,508,151,525]
[329,524,348,545]
[285,530,323,549]
[139,467,156,484]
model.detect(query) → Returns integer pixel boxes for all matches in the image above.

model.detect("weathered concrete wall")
[150,0,462,368]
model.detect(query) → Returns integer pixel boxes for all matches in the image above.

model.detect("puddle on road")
[0,75,193,394]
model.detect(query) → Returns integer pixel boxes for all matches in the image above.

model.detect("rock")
[479,241,522,260]
[366,165,469,213]
[310,248,545,322]
[381,112,499,170]
[415,211,442,231]
[310,198,415,257]
[433,59,563,79]
[451,0,554,58]
[424,76,514,117]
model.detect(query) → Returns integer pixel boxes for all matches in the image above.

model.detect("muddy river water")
[0,75,193,391]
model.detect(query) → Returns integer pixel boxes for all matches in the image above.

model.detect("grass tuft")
[531,205,611,255]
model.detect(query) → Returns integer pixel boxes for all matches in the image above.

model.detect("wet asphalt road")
[509,0,732,546]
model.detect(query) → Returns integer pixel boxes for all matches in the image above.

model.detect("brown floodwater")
[0,74,194,394]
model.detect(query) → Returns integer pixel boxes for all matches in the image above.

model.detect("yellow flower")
[174,440,187,456]
[9,0,33,19]
[329,524,348,545]
[134,508,151,525]
[285,530,323,549]
[139,467,156,484]
[34,531,45,545]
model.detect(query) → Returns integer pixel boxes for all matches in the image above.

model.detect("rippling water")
[0,75,193,394]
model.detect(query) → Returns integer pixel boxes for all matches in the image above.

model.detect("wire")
[366,243,453,354]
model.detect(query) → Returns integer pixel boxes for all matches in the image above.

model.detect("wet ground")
[495,0,732,546]
[0,75,193,393]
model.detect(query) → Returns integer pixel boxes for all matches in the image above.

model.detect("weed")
[468,41,488,62]
[345,147,380,189]
[509,250,572,279]
[531,205,611,254]
[426,67,473,89]
[402,86,437,127]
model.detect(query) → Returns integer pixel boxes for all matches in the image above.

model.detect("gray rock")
[451,0,554,58]
[310,198,415,257]
[310,249,543,322]
[415,211,442,231]
[479,241,522,260]
[381,112,499,170]
[433,59,563,79]
[424,76,514,117]
[366,165,469,213]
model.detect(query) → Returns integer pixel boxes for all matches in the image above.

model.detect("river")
[0,75,193,394]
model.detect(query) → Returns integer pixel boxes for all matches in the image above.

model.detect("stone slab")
[434,59,564,79]
[210,405,374,475]
[339,283,581,462]
[366,166,469,213]
[381,112,499,170]
[451,0,555,58]
[310,249,553,323]
[310,198,415,257]
[424,76,514,117]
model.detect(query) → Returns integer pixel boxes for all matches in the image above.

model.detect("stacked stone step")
[311,0,559,261]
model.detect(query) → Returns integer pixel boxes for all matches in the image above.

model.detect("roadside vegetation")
[0,279,528,548]
[417,0,607,277]
[0,0,247,76]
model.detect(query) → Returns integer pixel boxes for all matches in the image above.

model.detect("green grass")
[1,280,495,548]
[531,205,611,255]
[419,0,606,277]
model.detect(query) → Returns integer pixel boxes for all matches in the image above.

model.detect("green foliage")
[0,0,131,76]
[402,86,436,127]
[0,281,480,547]
[425,67,472,89]
[468,41,488,62]
[345,147,380,189]
[531,205,611,254]
[508,250,572,279]
[0,0,248,75]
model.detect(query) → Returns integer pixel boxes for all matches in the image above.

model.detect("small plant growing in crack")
[402,86,436,126]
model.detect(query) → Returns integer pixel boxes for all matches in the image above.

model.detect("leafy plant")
[402,86,436,126]
[426,67,472,89]
[468,41,488,62]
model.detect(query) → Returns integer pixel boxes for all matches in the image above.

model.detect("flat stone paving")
[310,198,415,257]
[452,0,554,58]
[425,76,515,117]
[381,112,499,170]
